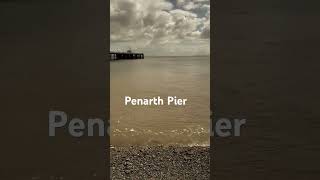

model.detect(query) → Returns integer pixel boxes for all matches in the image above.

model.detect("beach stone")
[111,146,209,179]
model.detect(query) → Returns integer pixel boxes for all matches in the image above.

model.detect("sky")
[110,0,210,56]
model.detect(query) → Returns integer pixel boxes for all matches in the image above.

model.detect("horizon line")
[146,55,210,57]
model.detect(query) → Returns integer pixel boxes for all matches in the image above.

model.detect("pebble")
[111,146,209,179]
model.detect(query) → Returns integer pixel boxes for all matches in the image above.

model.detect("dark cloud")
[201,26,210,39]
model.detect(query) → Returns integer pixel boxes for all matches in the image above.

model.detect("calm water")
[111,56,210,146]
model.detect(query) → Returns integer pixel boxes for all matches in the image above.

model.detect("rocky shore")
[111,146,209,179]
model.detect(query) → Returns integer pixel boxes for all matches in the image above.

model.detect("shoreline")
[111,145,209,179]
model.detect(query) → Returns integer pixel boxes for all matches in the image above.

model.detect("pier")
[109,50,144,60]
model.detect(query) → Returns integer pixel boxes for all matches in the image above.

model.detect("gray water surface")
[111,56,210,146]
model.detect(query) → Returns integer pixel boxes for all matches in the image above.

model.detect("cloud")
[110,0,210,56]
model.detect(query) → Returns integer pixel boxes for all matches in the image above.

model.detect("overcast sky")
[110,0,210,56]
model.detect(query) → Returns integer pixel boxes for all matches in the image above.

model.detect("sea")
[111,56,210,146]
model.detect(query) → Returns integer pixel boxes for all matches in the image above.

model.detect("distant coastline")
[146,55,210,58]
